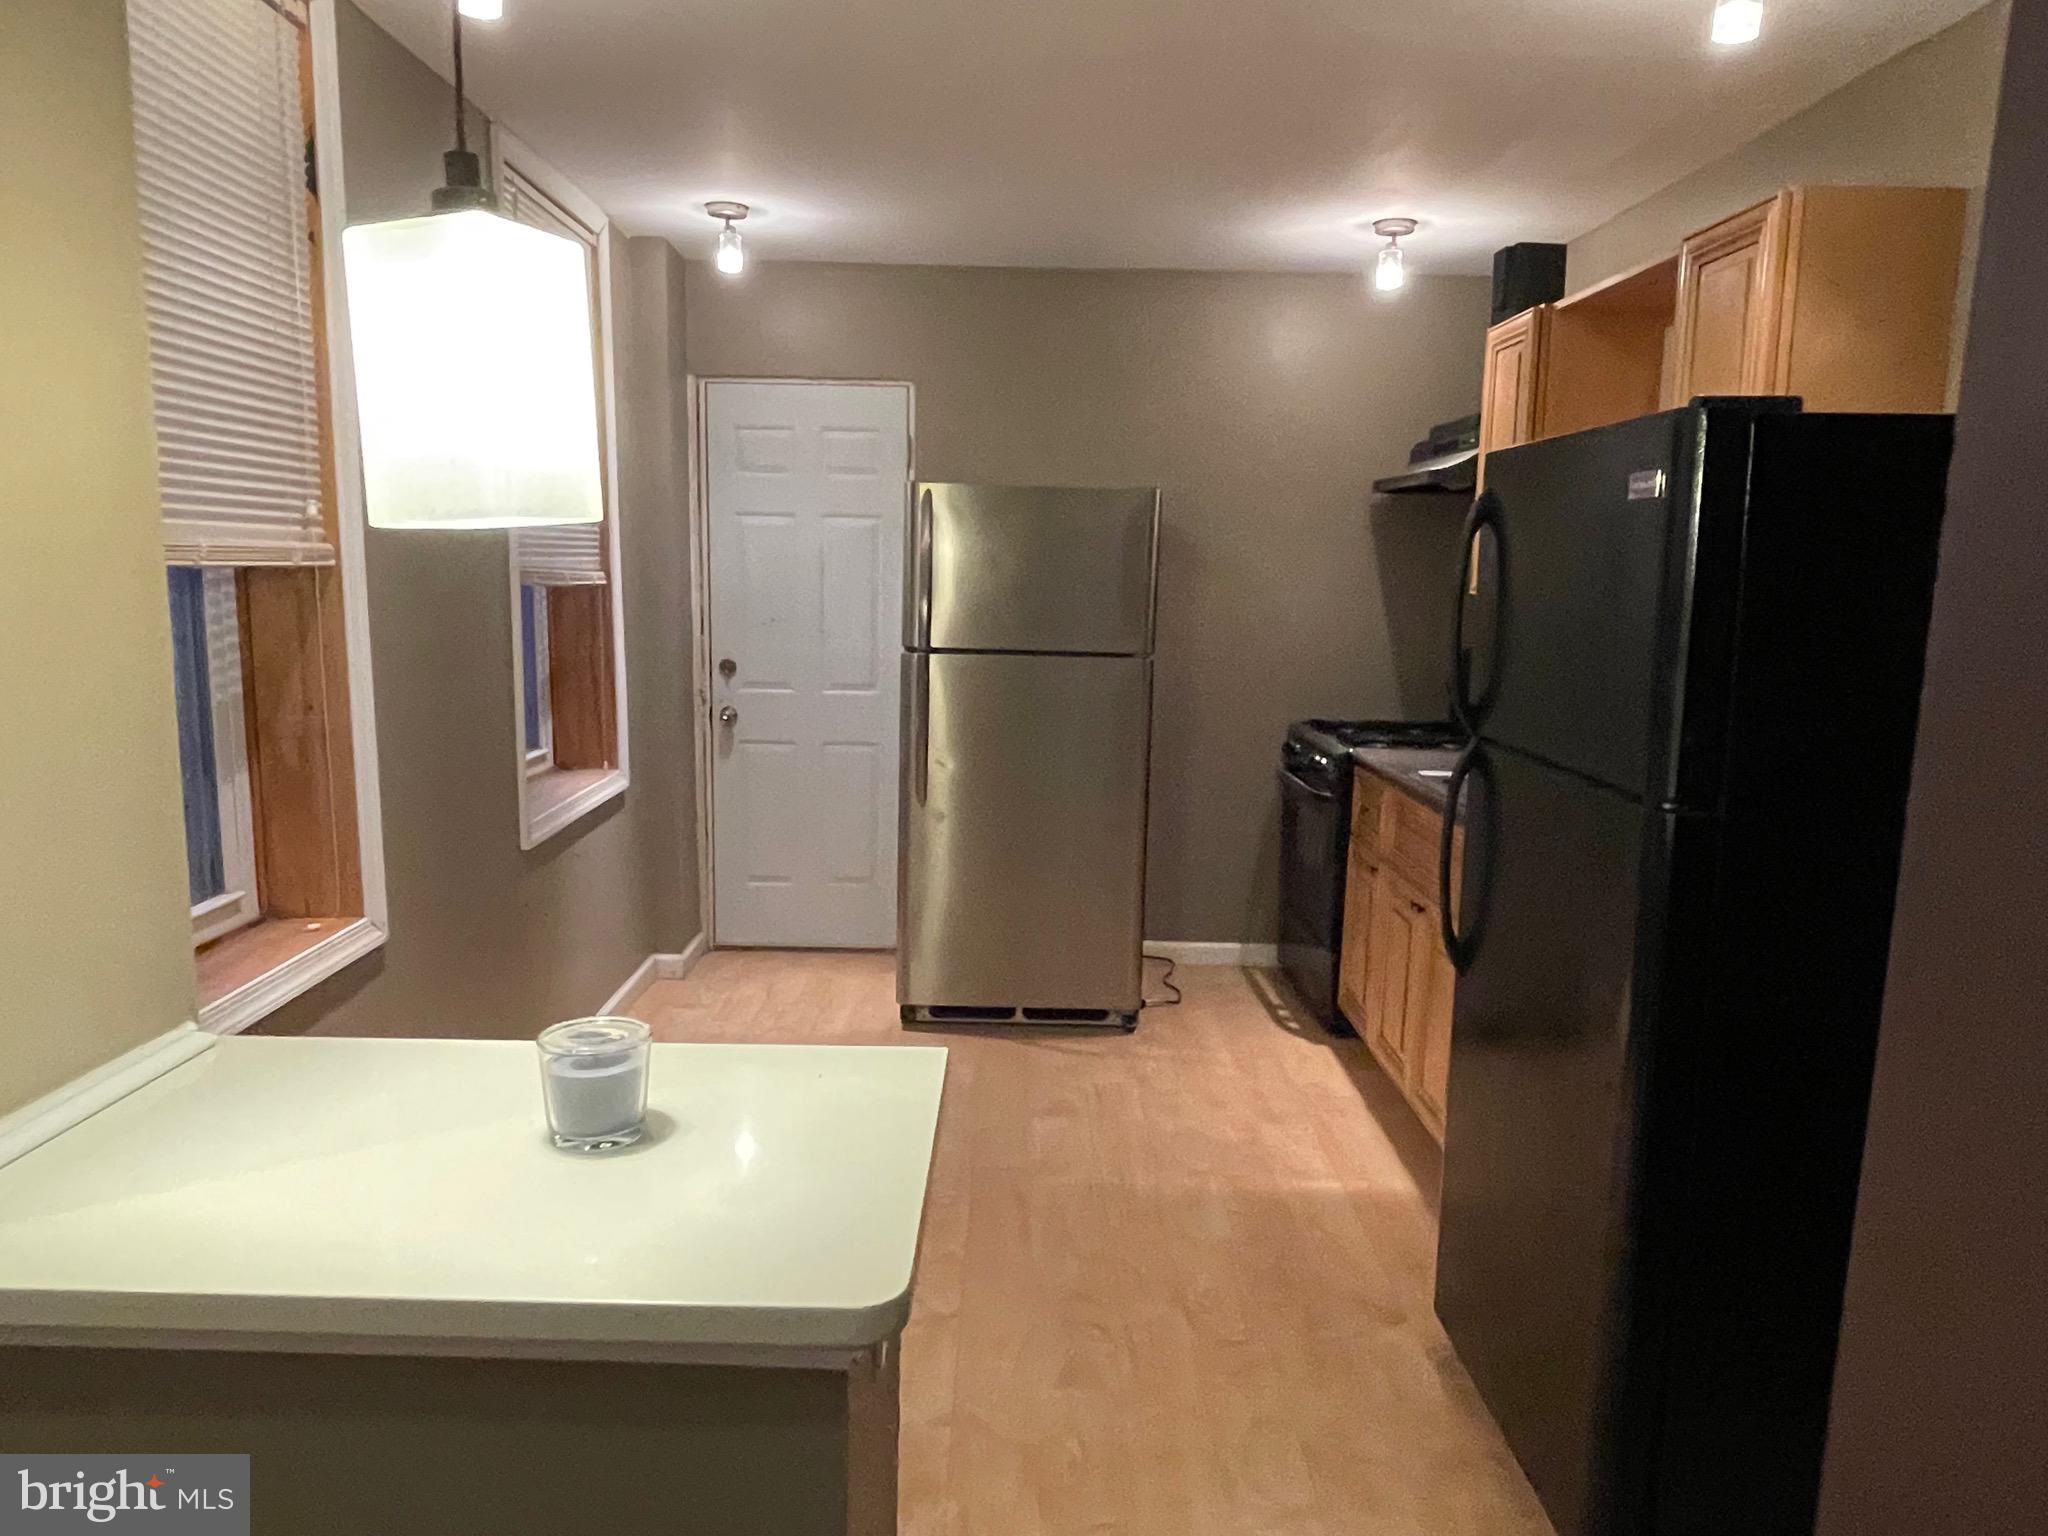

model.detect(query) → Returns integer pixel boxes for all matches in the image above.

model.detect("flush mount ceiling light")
[1712,0,1764,46]
[1372,218,1418,294]
[457,0,503,18]
[708,201,750,275]
[340,2,602,530]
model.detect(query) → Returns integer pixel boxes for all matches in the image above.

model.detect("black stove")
[1278,717,1463,1030]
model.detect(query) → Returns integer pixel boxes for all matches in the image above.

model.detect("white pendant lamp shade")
[341,209,603,530]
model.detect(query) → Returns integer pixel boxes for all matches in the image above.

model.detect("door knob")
[718,705,738,726]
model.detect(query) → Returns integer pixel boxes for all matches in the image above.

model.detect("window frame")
[492,128,631,851]
[180,0,390,1034]
[176,568,263,946]
[520,582,555,778]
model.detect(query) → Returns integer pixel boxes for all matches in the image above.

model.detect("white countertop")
[0,1037,946,1360]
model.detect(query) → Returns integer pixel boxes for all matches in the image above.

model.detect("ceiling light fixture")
[457,0,503,19]
[339,1,603,530]
[1372,218,1418,294]
[708,202,750,275]
[1712,0,1764,46]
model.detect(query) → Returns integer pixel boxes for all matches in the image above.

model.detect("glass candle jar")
[536,1017,651,1151]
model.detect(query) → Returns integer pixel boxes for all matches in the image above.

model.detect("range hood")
[1374,412,1480,495]
[1373,444,1478,495]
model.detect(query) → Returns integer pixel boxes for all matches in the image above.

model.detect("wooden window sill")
[521,764,627,850]
[196,915,386,1036]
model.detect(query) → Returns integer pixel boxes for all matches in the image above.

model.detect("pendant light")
[1712,0,1764,46]
[708,202,750,275]
[340,2,602,530]
[1372,218,1417,294]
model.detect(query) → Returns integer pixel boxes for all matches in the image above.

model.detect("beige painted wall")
[1567,3,2009,292]
[686,263,1490,942]
[262,3,699,1036]
[0,0,198,1114]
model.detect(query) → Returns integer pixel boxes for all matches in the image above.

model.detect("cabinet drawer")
[1381,789,1445,895]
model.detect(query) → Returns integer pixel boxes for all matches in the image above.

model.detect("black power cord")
[1142,952,1182,1008]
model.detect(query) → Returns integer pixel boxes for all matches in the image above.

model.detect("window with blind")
[504,165,609,587]
[127,0,380,1023]
[129,0,331,568]
[495,138,629,848]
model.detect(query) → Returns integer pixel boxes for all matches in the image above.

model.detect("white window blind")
[503,164,609,587]
[128,0,332,568]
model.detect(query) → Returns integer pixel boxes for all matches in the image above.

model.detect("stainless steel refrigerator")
[898,483,1160,1029]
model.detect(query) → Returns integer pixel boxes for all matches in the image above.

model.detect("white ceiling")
[352,0,1985,274]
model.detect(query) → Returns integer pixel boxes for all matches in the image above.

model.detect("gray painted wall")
[265,4,699,1037]
[1815,1,2048,1528]
[685,262,1491,942]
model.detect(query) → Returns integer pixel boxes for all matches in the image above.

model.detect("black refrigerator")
[1432,401,1953,1536]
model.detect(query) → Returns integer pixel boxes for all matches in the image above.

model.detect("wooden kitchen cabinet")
[1476,304,1550,488]
[1336,840,1376,1028]
[1362,865,1420,1084]
[1406,905,1456,1138]
[1669,195,1787,399]
[1667,185,1966,412]
[1337,764,1462,1144]
[1483,184,1966,474]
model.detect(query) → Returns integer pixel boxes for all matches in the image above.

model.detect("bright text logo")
[1,1457,248,1534]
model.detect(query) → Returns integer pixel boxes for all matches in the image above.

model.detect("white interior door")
[705,381,910,947]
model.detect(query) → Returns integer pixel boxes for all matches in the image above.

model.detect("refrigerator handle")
[1438,741,1488,974]
[910,651,930,806]
[915,486,935,649]
[1449,490,1505,735]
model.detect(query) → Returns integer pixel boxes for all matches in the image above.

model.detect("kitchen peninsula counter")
[0,1036,948,1535]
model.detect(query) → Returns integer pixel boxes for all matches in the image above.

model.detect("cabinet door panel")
[1485,337,1532,449]
[1364,869,1418,1081]
[1337,846,1375,1030]
[1670,196,1787,404]
[1477,307,1550,491]
[1408,913,1457,1140]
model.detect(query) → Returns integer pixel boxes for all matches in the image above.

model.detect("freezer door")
[898,652,1150,1013]
[1434,741,1654,1536]
[909,483,1159,655]
[1465,412,1689,799]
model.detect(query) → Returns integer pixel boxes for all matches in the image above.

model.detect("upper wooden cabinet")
[1667,185,1967,412]
[1669,196,1788,399]
[1480,183,1968,466]
[1476,304,1550,487]
[1541,255,1680,441]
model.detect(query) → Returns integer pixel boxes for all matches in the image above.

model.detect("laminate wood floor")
[630,950,1553,1536]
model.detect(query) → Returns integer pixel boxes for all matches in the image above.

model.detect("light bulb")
[458,0,504,19]
[1712,0,1763,46]
[716,222,746,276]
[1375,242,1406,293]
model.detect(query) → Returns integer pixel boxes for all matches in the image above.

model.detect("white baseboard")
[599,933,710,1015]
[1144,941,1281,968]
